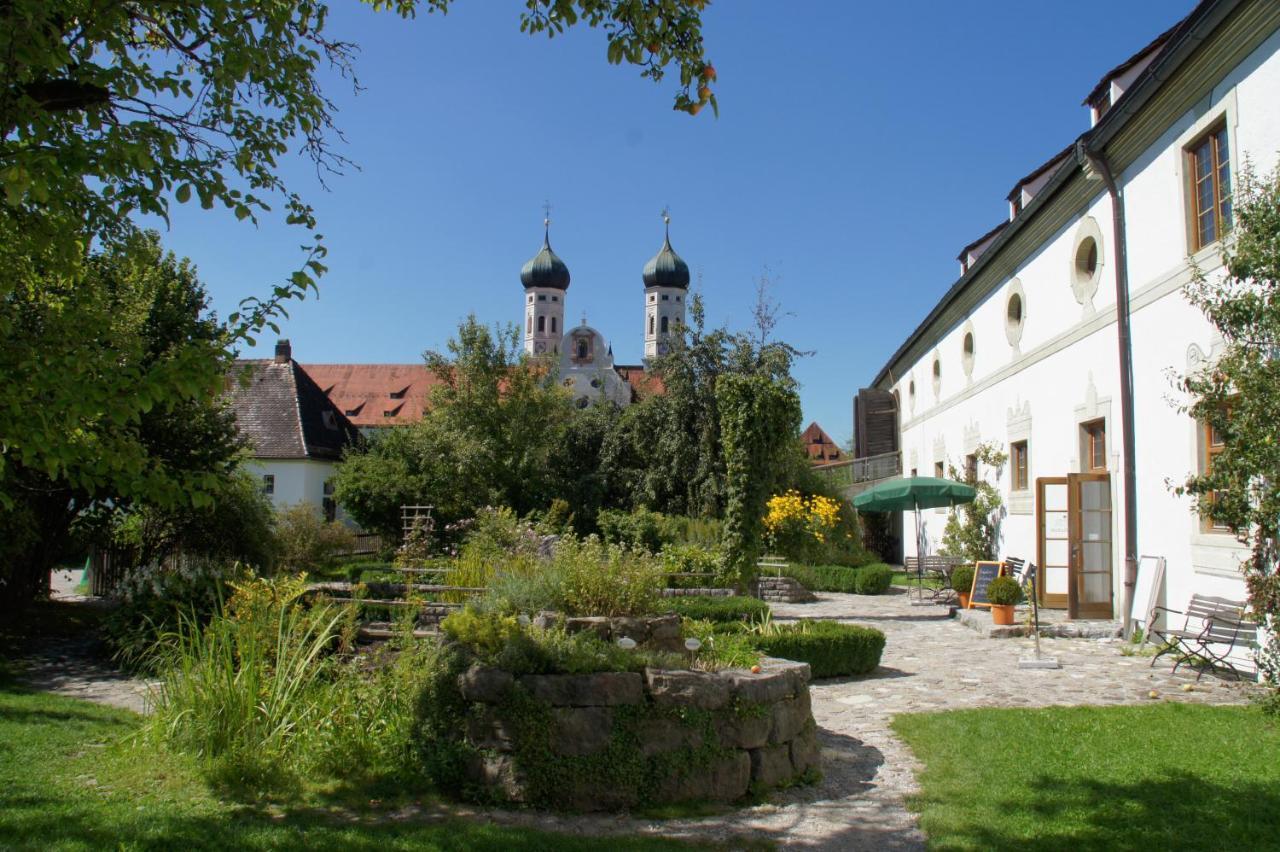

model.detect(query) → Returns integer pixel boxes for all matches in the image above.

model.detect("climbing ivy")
[716,373,803,587]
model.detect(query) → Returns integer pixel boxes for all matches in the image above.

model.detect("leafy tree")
[1,0,716,520]
[0,231,243,604]
[717,371,802,586]
[335,316,575,538]
[1177,161,1280,707]
[111,470,279,570]
[939,441,1007,563]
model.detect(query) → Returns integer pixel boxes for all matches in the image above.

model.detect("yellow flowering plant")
[763,490,843,560]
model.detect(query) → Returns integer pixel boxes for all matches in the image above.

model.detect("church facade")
[519,215,690,408]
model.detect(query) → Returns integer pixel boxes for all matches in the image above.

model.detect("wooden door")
[1068,472,1114,619]
[1036,477,1070,609]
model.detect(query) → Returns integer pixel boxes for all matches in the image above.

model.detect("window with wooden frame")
[934,461,945,479]
[1011,440,1029,491]
[1201,404,1232,532]
[964,453,978,484]
[1082,419,1106,472]
[1187,122,1232,251]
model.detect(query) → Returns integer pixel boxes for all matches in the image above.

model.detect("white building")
[227,340,362,521]
[857,0,1280,623]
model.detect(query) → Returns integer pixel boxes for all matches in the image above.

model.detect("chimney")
[274,339,292,364]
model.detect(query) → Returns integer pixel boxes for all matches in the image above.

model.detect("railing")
[813,451,902,488]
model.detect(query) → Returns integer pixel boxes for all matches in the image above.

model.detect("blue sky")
[150,0,1195,445]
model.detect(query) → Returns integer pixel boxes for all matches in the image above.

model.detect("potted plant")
[951,564,976,609]
[987,575,1022,625]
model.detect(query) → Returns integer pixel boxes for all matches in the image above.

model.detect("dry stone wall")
[457,656,819,810]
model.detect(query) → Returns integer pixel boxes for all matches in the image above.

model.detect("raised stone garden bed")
[660,587,735,598]
[456,656,819,810]
[555,613,685,653]
[955,606,1121,639]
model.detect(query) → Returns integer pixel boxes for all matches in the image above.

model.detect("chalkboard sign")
[968,561,1005,609]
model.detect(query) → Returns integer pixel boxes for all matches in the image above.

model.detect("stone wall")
[556,613,685,653]
[457,656,819,810]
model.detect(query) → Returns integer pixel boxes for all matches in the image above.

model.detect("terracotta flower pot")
[990,604,1015,626]
[957,593,971,609]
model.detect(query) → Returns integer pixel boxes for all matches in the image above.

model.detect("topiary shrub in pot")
[986,575,1022,626]
[950,564,975,609]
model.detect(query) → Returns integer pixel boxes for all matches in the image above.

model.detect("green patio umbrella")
[853,476,977,602]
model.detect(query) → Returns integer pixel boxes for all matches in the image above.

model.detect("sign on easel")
[968,561,1005,609]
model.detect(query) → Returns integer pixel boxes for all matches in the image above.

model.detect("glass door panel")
[1070,473,1114,619]
[1036,478,1070,608]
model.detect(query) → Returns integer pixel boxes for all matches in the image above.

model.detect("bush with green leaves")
[951,564,976,595]
[987,575,1023,606]
[782,563,893,595]
[102,557,247,671]
[664,595,770,623]
[750,620,885,678]
[275,504,355,573]
[596,507,681,552]
[660,543,734,588]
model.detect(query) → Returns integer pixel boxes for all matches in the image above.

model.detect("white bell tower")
[642,211,690,360]
[520,212,570,356]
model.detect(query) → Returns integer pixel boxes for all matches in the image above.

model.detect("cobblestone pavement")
[472,586,1254,850]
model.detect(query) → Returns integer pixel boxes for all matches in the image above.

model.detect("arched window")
[537,315,545,333]
[649,315,655,335]
[551,316,557,334]
[660,316,669,334]
[577,339,588,359]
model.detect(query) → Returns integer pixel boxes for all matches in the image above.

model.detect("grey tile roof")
[226,358,361,460]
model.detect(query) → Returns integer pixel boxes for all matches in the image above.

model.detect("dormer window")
[389,386,408,400]
[321,411,338,430]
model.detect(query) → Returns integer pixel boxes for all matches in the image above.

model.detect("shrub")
[457,506,547,561]
[783,563,893,595]
[670,515,723,546]
[596,507,680,552]
[555,536,663,616]
[661,543,734,589]
[102,556,246,670]
[951,564,975,594]
[665,595,769,623]
[751,620,885,678]
[852,563,893,595]
[987,575,1023,606]
[276,504,356,573]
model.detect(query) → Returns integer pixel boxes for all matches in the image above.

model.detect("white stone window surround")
[1007,400,1032,515]
[961,319,976,382]
[1172,87,1239,262]
[1070,216,1105,315]
[1005,277,1026,358]
[931,349,942,400]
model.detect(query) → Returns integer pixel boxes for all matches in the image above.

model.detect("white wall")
[244,459,346,522]
[887,31,1280,618]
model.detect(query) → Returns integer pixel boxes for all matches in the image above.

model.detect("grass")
[892,703,1280,851]
[890,572,943,589]
[0,679,716,850]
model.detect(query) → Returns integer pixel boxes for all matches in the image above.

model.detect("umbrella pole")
[916,504,925,605]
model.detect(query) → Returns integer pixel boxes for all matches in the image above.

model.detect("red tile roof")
[302,363,442,427]
[802,421,843,464]
[614,364,665,400]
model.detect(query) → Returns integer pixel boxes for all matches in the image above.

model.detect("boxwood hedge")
[783,563,894,595]
[753,620,886,678]
[664,595,770,623]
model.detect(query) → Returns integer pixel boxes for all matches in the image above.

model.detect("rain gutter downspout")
[1077,139,1138,638]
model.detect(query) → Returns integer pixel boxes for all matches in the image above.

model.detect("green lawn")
[0,681,711,851]
[893,703,1280,851]
[890,572,943,589]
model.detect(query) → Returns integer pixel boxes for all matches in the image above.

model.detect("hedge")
[664,595,770,623]
[782,563,894,595]
[753,620,886,678]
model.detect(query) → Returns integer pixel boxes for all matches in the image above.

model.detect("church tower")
[520,218,570,356]
[642,213,690,359]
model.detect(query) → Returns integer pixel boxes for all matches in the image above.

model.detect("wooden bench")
[1150,594,1258,681]
[903,555,962,597]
